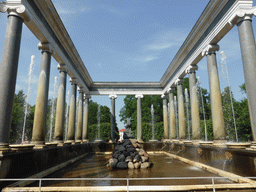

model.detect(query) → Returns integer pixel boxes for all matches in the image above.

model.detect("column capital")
[202,44,219,56]
[57,64,68,73]
[175,78,184,85]
[167,87,175,93]
[38,42,54,54]
[161,94,168,99]
[78,86,84,93]
[84,95,91,99]
[0,2,30,21]
[69,77,77,85]
[109,94,117,100]
[135,94,143,99]
[228,7,256,26]
[185,64,198,74]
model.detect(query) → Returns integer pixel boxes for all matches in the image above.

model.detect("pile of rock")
[107,139,153,169]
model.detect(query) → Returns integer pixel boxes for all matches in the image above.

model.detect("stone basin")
[226,142,251,149]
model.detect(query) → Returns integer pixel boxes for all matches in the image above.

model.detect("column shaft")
[189,71,201,140]
[238,18,256,140]
[169,91,176,139]
[83,97,90,142]
[0,15,23,148]
[32,50,52,145]
[177,82,186,140]
[110,97,116,141]
[136,96,143,142]
[54,71,67,143]
[162,96,169,139]
[67,83,77,142]
[76,91,83,142]
[207,52,225,140]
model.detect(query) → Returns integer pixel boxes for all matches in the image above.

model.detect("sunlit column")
[168,87,176,140]
[135,94,143,143]
[32,42,53,148]
[202,44,225,140]
[66,78,77,144]
[162,94,169,140]
[176,78,186,140]
[186,65,201,140]
[109,94,117,143]
[0,4,25,150]
[83,95,90,143]
[237,13,256,141]
[53,64,67,145]
[76,87,84,143]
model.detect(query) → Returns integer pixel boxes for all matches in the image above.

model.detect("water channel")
[33,153,233,187]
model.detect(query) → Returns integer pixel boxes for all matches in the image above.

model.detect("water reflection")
[33,154,233,187]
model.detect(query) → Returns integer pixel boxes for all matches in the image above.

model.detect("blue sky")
[0,0,256,130]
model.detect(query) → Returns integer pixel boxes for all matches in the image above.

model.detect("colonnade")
[158,15,256,142]
[1,3,256,150]
[0,8,119,149]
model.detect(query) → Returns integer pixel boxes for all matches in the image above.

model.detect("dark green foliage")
[88,122,111,141]
[10,90,26,143]
[200,120,213,141]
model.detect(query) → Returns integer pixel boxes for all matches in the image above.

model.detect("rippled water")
[34,154,233,187]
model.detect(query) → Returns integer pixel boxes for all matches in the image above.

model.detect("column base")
[149,139,158,143]
[75,140,83,144]
[213,140,227,147]
[83,139,89,143]
[31,141,46,149]
[10,144,34,151]
[45,142,58,147]
[162,139,170,143]
[137,139,144,143]
[0,143,11,153]
[65,140,75,145]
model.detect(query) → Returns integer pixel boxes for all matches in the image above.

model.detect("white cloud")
[137,55,158,62]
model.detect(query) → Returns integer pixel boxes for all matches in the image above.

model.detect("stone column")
[66,78,77,144]
[162,94,169,140]
[168,88,176,140]
[0,5,25,150]
[203,44,225,140]
[83,95,90,143]
[75,87,84,143]
[53,65,67,145]
[176,78,186,140]
[237,15,256,140]
[186,65,201,140]
[109,94,117,143]
[31,43,53,148]
[135,94,143,143]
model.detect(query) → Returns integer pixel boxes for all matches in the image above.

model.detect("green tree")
[10,90,26,143]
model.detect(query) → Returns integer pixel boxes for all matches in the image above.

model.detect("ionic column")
[109,94,117,142]
[168,87,176,139]
[186,65,201,140]
[202,44,225,140]
[76,87,84,143]
[162,94,169,139]
[53,64,67,144]
[0,4,25,150]
[66,78,77,144]
[135,94,143,143]
[176,78,186,140]
[83,95,90,143]
[237,13,256,140]
[32,42,53,147]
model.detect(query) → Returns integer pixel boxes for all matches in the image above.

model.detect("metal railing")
[1,177,256,192]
